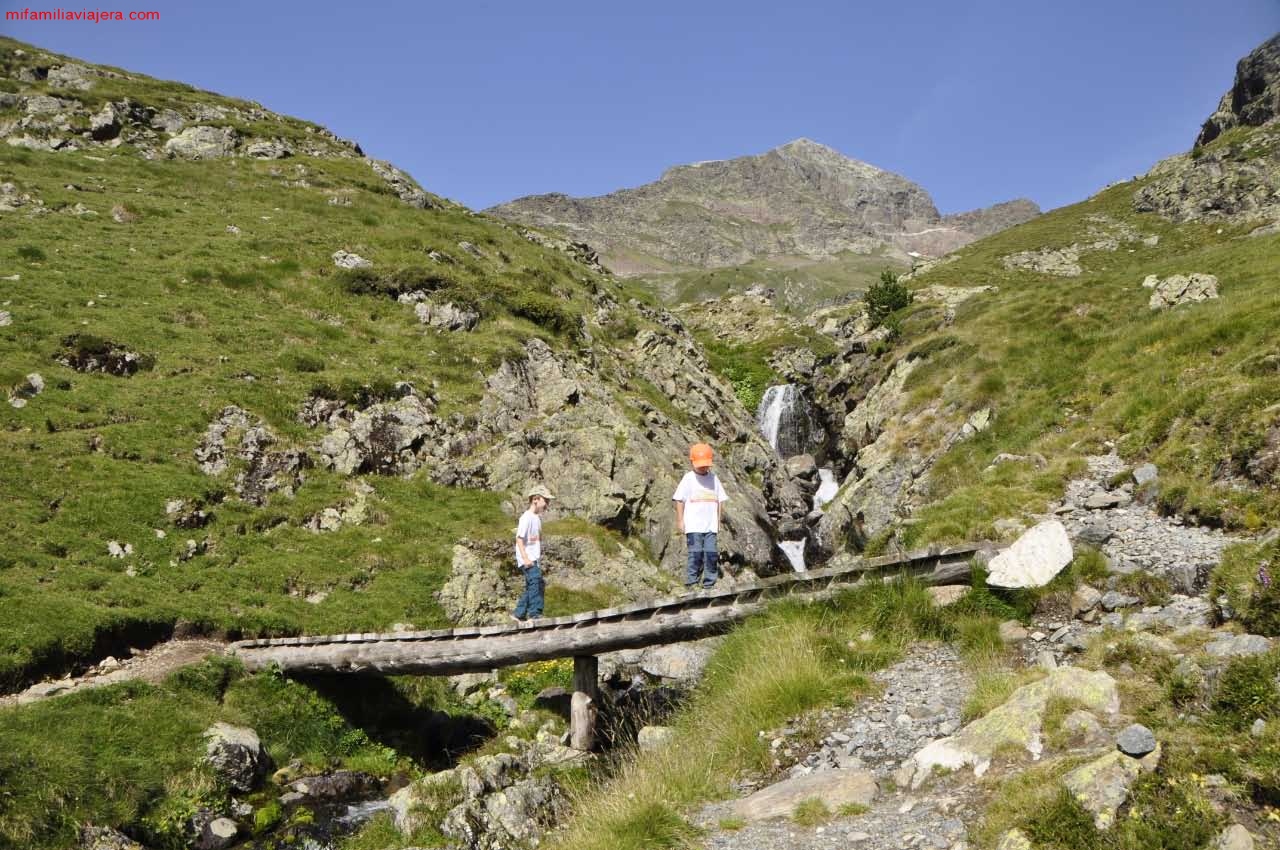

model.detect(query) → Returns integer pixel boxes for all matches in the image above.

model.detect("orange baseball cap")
[689,443,714,466]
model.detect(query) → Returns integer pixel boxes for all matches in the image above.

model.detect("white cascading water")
[813,468,838,511]
[757,384,812,458]
[777,539,806,572]
[757,384,790,454]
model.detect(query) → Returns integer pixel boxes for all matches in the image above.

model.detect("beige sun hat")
[525,485,556,502]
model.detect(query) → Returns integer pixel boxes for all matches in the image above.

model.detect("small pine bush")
[864,269,913,327]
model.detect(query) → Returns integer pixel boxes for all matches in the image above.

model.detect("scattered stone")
[194,816,238,850]
[638,725,676,752]
[1132,463,1159,487]
[1099,591,1139,611]
[1116,723,1156,757]
[203,722,270,793]
[331,249,372,270]
[8,372,44,407]
[986,520,1073,588]
[996,830,1033,850]
[1144,273,1219,309]
[927,585,970,607]
[1072,585,1103,617]
[998,621,1029,642]
[414,300,479,331]
[106,541,133,558]
[729,768,877,822]
[1084,491,1124,510]
[1252,718,1267,737]
[1205,633,1272,658]
[1076,521,1113,547]
[1063,750,1142,830]
[0,311,10,326]
[79,826,144,850]
[1213,824,1257,850]
[1036,650,1058,671]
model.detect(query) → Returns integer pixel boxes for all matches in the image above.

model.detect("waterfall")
[777,539,806,572]
[756,384,812,458]
[813,468,839,512]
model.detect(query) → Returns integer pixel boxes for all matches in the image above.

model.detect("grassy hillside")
[0,37,640,692]
[863,129,1280,546]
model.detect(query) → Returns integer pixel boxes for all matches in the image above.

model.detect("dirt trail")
[0,638,226,708]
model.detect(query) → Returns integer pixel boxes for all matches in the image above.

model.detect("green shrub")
[1213,653,1280,728]
[863,269,913,327]
[337,266,450,299]
[309,377,409,409]
[16,244,45,261]
[505,291,580,337]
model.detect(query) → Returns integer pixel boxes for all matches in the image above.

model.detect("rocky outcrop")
[908,666,1118,787]
[448,335,783,573]
[489,139,1038,275]
[389,731,582,848]
[1197,34,1280,147]
[1143,272,1219,309]
[164,126,237,160]
[202,723,270,793]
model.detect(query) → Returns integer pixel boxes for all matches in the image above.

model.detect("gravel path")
[694,644,978,850]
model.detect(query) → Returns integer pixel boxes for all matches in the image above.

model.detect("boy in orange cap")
[673,443,728,589]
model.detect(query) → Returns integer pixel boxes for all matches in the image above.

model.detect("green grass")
[880,148,1280,545]
[0,657,431,849]
[0,36,676,692]
[791,797,831,826]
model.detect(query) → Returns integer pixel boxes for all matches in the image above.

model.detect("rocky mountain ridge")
[488,138,1040,276]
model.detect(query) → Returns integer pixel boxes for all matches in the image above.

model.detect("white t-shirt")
[673,471,728,534]
[515,510,542,565]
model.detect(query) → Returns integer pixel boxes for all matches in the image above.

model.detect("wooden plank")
[229,542,993,659]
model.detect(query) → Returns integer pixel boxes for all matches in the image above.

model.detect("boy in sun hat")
[673,443,728,589]
[512,485,553,621]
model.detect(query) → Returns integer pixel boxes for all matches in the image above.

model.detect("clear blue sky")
[3,0,1277,213]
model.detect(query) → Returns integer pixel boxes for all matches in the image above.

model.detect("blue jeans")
[514,559,544,619]
[685,532,719,588]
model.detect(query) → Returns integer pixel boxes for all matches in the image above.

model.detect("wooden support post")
[570,654,598,751]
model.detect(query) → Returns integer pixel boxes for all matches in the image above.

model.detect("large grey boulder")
[202,723,270,793]
[164,126,237,160]
[909,666,1118,787]
[1205,633,1273,658]
[986,520,1073,588]
[728,767,877,821]
[1143,273,1219,309]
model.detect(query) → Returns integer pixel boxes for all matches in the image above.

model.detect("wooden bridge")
[230,543,988,748]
